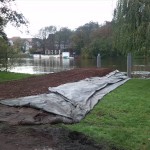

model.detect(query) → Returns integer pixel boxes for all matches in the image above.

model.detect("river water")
[9,57,150,74]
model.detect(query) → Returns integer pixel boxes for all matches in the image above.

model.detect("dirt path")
[0,68,124,150]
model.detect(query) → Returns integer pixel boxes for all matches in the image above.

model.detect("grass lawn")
[65,79,150,150]
[0,71,33,83]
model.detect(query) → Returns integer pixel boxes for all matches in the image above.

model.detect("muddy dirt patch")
[0,123,124,150]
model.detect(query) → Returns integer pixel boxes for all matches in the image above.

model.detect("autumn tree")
[113,0,150,56]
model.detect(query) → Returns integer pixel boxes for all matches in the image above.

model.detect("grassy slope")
[66,79,150,150]
[0,72,33,83]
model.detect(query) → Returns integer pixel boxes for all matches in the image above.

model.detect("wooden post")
[97,53,101,68]
[127,53,132,78]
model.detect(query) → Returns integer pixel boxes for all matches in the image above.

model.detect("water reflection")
[10,58,75,74]
[9,56,150,74]
[75,56,127,71]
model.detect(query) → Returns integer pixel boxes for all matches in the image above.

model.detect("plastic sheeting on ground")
[0,70,129,123]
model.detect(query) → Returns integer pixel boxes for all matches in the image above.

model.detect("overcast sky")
[5,0,118,38]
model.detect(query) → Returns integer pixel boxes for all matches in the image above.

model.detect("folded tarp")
[0,70,129,122]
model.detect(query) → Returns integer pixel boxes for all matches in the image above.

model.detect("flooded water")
[10,58,75,74]
[9,56,150,74]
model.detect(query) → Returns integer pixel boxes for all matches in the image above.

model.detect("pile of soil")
[0,68,125,150]
[0,68,113,125]
[0,68,113,99]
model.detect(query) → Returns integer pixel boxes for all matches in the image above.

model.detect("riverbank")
[0,71,33,83]
[0,70,149,150]
[0,68,118,150]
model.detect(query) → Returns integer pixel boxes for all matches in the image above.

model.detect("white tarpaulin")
[0,70,129,122]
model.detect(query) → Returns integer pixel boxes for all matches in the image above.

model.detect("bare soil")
[0,68,124,150]
[0,123,123,150]
[0,68,113,99]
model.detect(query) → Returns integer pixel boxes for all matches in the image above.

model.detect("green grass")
[65,79,150,150]
[0,71,33,83]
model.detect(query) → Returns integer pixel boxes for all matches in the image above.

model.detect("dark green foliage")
[0,0,28,71]
[0,38,9,70]
[0,37,21,71]
[34,21,116,58]
[113,0,150,56]
[79,22,115,58]
[71,22,99,55]
[55,27,73,50]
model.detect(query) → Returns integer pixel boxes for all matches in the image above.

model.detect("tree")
[80,22,115,58]
[0,0,28,71]
[0,38,8,70]
[36,26,57,40]
[72,22,99,55]
[0,37,21,71]
[30,38,43,54]
[55,27,72,50]
[113,0,150,56]
[36,26,57,53]
[12,37,23,50]
[0,0,28,40]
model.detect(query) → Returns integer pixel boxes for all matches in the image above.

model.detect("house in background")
[9,37,20,46]
[44,34,70,56]
[45,34,57,55]
[9,34,75,57]
[31,38,43,54]
[9,37,32,54]
[22,38,32,54]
